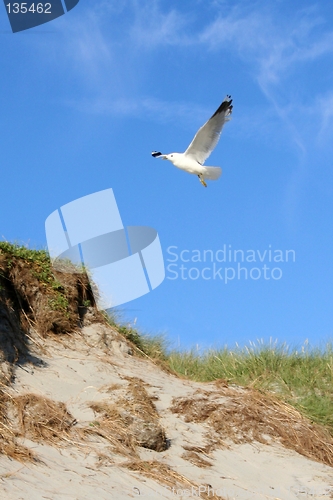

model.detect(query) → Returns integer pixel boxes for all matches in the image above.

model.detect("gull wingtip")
[211,95,233,118]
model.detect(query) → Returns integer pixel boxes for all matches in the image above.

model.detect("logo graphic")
[3,0,80,33]
[45,188,165,309]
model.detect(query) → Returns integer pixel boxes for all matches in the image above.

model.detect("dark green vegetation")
[0,241,96,319]
[0,242,70,314]
[0,242,102,385]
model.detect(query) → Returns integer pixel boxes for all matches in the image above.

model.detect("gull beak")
[151,151,167,160]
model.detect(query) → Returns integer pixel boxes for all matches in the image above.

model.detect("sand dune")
[1,322,332,500]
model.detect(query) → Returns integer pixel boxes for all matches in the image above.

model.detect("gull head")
[163,153,182,164]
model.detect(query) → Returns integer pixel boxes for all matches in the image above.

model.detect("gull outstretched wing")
[184,96,233,165]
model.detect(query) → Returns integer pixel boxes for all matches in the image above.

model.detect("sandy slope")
[0,323,332,500]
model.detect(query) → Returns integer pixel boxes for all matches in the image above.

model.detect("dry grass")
[103,383,124,392]
[181,450,213,468]
[85,402,139,457]
[0,244,105,338]
[0,389,36,462]
[0,244,106,387]
[87,377,167,456]
[123,459,226,499]
[183,443,220,454]
[0,439,36,463]
[0,244,111,463]
[167,340,333,434]
[11,393,76,443]
[171,387,333,467]
[123,376,160,420]
[0,389,76,463]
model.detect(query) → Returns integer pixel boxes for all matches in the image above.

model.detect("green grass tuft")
[0,241,50,270]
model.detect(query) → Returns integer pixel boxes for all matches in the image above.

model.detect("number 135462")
[6,3,52,14]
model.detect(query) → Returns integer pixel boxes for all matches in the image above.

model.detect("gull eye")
[171,155,173,157]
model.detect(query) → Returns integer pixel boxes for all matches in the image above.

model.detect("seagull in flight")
[152,95,233,187]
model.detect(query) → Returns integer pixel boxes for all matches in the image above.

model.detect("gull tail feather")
[202,167,222,181]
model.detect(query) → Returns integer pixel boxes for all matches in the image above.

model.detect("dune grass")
[168,340,333,430]
[115,326,333,435]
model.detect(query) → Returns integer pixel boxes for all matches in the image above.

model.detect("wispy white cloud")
[29,0,333,151]
[57,9,114,85]
[195,6,333,152]
[127,2,333,80]
[68,95,209,127]
[129,2,190,47]
[120,1,333,152]
[315,92,333,144]
[195,6,333,85]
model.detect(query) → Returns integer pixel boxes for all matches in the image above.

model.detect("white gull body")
[152,95,233,187]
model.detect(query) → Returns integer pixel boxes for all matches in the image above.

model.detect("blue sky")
[1,0,333,350]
